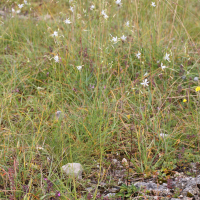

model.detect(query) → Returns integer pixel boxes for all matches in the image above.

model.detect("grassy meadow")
[0,0,200,199]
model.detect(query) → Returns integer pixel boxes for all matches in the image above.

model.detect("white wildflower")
[56,111,62,119]
[103,13,108,19]
[111,36,118,43]
[144,72,148,77]
[141,79,149,87]
[69,6,74,12]
[37,87,44,90]
[121,35,126,41]
[54,55,59,63]
[16,10,21,14]
[12,8,15,13]
[115,0,122,6]
[101,10,108,19]
[164,53,170,62]
[151,2,156,7]
[135,51,141,59]
[18,4,24,9]
[51,31,58,37]
[90,5,95,10]
[160,133,168,138]
[24,0,28,4]
[125,21,129,27]
[77,66,83,71]
[64,18,71,24]
[161,63,167,70]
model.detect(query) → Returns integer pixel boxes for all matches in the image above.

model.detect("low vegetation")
[0,0,200,199]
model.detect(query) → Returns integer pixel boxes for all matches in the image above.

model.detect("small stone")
[194,77,199,81]
[62,163,83,179]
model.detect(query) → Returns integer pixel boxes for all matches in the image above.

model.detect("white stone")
[62,163,83,179]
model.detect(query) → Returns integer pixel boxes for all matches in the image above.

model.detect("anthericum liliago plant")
[0,0,200,199]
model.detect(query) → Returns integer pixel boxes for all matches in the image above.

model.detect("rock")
[194,77,199,81]
[62,163,83,179]
[133,173,200,198]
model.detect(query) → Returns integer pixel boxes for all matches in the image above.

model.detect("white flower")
[16,10,21,14]
[12,8,15,13]
[56,111,62,119]
[103,14,108,19]
[160,133,168,138]
[18,4,24,9]
[141,79,149,87]
[101,10,108,19]
[24,0,28,4]
[64,18,71,24]
[125,21,129,27]
[144,72,148,77]
[37,87,44,90]
[51,31,58,37]
[90,5,95,10]
[121,35,126,41]
[54,55,59,63]
[69,6,74,12]
[115,0,122,6]
[135,51,141,59]
[77,66,83,71]
[101,10,106,15]
[161,62,166,70]
[111,36,118,43]
[151,2,156,7]
[164,53,170,62]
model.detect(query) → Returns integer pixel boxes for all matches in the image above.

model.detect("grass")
[0,0,200,199]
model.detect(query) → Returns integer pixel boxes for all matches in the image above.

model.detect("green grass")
[0,0,200,199]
